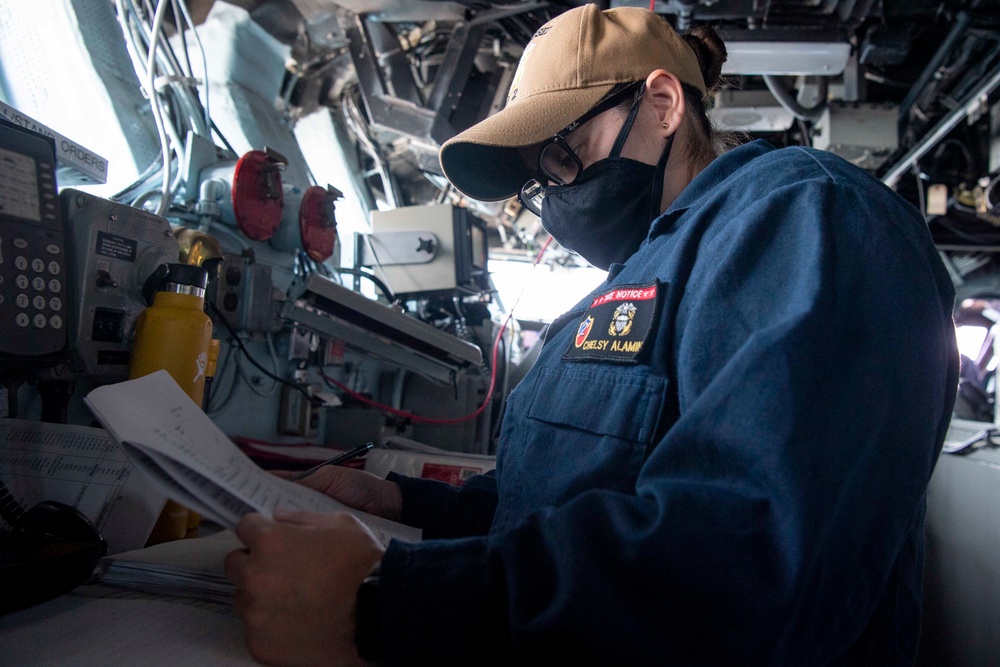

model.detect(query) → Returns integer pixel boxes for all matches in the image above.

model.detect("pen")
[289,442,374,480]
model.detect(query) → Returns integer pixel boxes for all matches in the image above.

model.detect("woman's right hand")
[274,466,403,522]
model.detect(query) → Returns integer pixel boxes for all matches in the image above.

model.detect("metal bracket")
[281,274,482,386]
[342,4,542,147]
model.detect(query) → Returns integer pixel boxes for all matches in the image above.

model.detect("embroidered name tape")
[564,281,661,363]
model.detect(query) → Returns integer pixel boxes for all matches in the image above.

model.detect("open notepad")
[83,370,421,546]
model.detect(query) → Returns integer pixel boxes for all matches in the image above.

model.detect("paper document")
[83,371,421,545]
[0,418,164,553]
[99,530,240,604]
[0,585,253,666]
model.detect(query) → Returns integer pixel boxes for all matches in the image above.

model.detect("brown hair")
[681,25,737,164]
[683,25,727,93]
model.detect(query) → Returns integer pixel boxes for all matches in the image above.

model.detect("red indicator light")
[299,185,339,262]
[231,150,284,241]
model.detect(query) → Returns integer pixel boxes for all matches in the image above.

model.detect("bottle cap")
[142,263,210,304]
[164,263,209,290]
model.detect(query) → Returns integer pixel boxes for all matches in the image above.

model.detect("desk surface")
[0,585,255,666]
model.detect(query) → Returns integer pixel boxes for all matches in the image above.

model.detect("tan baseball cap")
[439,5,705,202]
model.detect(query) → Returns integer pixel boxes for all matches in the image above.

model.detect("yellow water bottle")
[130,263,214,402]
[129,263,213,544]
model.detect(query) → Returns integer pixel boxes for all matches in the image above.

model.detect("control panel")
[214,251,274,335]
[54,189,179,379]
[0,119,66,360]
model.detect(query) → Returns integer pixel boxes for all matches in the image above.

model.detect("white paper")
[0,418,164,553]
[99,531,241,604]
[84,371,421,545]
[0,586,253,666]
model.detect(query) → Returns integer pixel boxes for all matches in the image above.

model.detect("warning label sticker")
[96,231,137,262]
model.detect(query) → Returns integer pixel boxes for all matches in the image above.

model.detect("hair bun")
[682,25,727,92]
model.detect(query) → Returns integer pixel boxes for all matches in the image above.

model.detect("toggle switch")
[96,269,118,289]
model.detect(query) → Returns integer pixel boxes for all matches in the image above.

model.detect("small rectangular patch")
[563,281,661,364]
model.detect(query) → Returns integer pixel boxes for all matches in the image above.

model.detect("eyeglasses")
[519,82,643,217]
[519,135,582,217]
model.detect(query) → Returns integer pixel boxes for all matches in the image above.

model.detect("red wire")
[649,0,655,11]
[320,319,504,425]
[321,237,554,425]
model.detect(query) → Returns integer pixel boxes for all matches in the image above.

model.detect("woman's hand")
[274,466,403,522]
[225,509,383,666]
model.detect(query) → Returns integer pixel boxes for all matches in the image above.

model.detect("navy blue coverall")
[379,140,959,665]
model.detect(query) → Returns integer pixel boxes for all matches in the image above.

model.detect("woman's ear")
[644,69,686,136]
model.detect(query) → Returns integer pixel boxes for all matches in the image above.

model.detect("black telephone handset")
[0,482,108,615]
[0,116,67,360]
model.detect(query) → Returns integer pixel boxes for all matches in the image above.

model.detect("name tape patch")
[563,281,661,364]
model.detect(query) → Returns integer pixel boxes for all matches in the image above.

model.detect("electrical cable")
[319,237,553,424]
[208,341,240,414]
[208,301,321,406]
[211,118,236,157]
[490,326,509,442]
[435,182,453,205]
[131,187,163,210]
[172,0,210,131]
[132,0,187,77]
[236,333,280,397]
[337,267,396,303]
[131,0,207,137]
[172,0,195,80]
[295,250,311,278]
[356,232,397,297]
[143,0,178,215]
[112,154,164,201]
[930,138,975,178]
[115,0,177,208]
[115,0,217,213]
[237,356,277,397]
[948,41,1000,109]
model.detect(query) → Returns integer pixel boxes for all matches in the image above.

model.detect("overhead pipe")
[899,11,972,121]
[763,75,829,122]
[882,59,1000,189]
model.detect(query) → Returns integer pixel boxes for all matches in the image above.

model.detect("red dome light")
[231,150,284,241]
[299,185,340,262]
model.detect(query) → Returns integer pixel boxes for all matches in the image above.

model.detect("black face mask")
[540,97,674,270]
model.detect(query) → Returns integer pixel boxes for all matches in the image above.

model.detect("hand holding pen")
[289,442,374,480]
